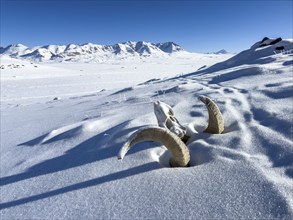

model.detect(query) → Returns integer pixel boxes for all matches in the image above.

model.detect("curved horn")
[118,126,190,167]
[198,96,224,134]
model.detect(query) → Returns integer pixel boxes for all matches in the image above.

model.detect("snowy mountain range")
[0,41,185,62]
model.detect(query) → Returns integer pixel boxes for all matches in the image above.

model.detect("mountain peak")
[156,42,184,53]
[1,44,29,56]
[7,43,27,48]
[215,49,229,54]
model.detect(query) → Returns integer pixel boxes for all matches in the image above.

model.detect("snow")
[215,49,229,54]
[1,41,188,63]
[1,39,293,219]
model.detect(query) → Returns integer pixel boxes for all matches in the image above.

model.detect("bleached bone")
[118,97,224,167]
[118,126,190,167]
[154,101,187,140]
[198,96,224,134]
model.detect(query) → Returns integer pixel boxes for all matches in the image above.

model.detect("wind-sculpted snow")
[185,38,293,77]
[1,38,292,219]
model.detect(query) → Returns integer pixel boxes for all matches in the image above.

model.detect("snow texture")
[1,38,293,219]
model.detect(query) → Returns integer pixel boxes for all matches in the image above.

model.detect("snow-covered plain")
[1,39,293,219]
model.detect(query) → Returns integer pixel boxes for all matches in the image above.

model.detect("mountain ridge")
[0,41,186,62]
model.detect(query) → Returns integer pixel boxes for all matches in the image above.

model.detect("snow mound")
[191,37,293,74]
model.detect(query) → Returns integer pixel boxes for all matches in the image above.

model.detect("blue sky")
[1,0,292,53]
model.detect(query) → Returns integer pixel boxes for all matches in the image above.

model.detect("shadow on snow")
[0,162,160,210]
[1,121,149,187]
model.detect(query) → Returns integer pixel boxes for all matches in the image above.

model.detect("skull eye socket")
[170,116,176,122]
[168,109,174,116]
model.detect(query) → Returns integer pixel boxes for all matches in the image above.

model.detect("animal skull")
[153,101,188,140]
[118,95,224,167]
